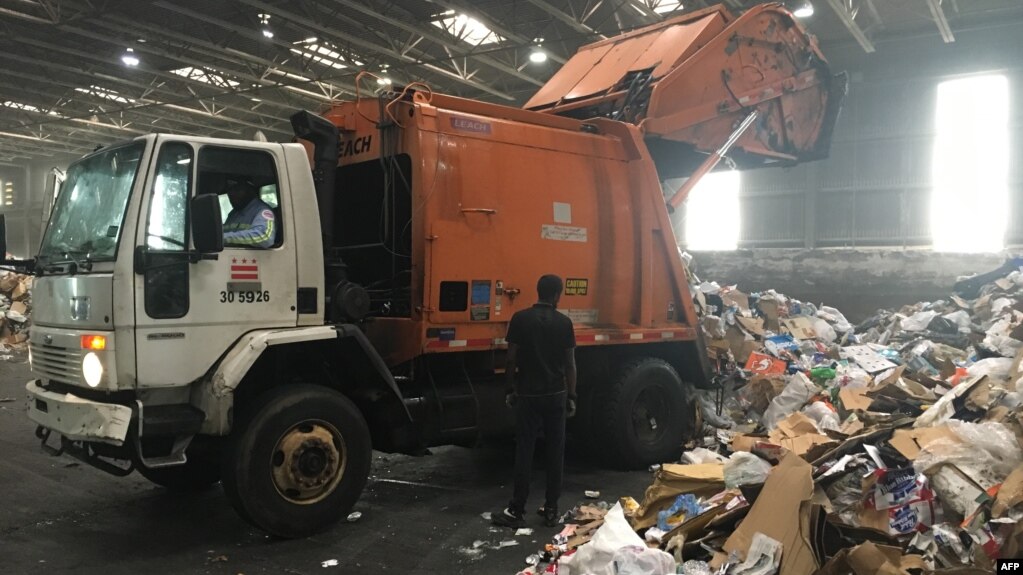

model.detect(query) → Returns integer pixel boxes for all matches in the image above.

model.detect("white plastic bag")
[914,421,1023,489]
[811,317,837,343]
[834,363,871,389]
[724,452,773,488]
[681,447,727,465]
[559,503,644,575]
[966,357,1014,382]
[762,373,817,430]
[943,310,971,330]
[802,401,840,432]
[818,305,853,333]
[603,545,676,575]
[901,310,938,332]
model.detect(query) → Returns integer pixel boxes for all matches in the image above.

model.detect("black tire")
[136,437,222,491]
[221,384,372,538]
[597,357,696,469]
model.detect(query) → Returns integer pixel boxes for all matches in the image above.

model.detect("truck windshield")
[38,142,145,264]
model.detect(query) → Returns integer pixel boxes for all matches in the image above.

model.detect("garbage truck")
[21,3,843,537]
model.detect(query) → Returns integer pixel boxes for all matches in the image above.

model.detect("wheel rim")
[270,420,347,505]
[631,386,670,447]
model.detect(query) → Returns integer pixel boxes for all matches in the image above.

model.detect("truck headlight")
[82,352,103,387]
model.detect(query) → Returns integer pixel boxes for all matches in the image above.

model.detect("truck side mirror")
[191,194,224,254]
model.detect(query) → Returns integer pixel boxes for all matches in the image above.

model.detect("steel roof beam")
[824,0,876,53]
[524,0,605,38]
[88,16,354,104]
[925,0,955,43]
[0,46,293,136]
[429,0,568,64]
[233,0,515,100]
[328,0,545,87]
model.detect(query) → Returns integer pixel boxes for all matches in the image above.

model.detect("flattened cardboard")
[775,412,820,438]
[725,325,758,363]
[721,289,750,311]
[888,426,959,461]
[9,301,27,315]
[780,316,818,340]
[745,375,787,413]
[840,387,873,412]
[736,316,766,337]
[721,453,819,575]
[633,463,725,530]
[993,464,1023,517]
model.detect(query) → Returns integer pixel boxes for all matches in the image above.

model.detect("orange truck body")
[320,3,842,385]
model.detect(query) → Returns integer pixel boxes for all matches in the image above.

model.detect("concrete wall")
[692,248,1007,321]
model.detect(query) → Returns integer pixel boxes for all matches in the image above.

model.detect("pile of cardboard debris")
[517,259,1023,574]
[0,271,31,352]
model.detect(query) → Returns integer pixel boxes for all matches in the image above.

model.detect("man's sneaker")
[537,505,559,527]
[491,507,526,528]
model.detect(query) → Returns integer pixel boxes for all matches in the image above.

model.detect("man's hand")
[566,395,577,418]
[505,392,517,409]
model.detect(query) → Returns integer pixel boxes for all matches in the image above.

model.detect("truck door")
[133,140,298,388]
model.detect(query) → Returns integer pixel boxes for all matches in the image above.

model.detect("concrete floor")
[0,356,653,575]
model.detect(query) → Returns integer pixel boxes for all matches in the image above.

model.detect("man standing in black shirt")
[492,274,577,529]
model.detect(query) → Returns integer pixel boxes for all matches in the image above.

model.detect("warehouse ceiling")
[0,0,1021,164]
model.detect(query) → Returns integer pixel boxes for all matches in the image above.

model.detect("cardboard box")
[840,387,873,412]
[780,316,818,340]
[888,426,960,461]
[735,316,765,337]
[719,453,820,575]
[632,463,725,530]
[744,375,787,413]
[725,325,757,363]
[721,289,749,311]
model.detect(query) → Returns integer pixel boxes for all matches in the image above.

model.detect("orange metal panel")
[524,43,615,110]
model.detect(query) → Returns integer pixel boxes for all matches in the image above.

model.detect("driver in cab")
[223,181,276,249]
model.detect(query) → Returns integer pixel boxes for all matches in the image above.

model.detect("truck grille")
[30,341,82,385]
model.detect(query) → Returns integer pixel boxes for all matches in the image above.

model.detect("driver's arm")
[223,207,275,249]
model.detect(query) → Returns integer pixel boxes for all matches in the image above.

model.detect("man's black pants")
[509,392,566,514]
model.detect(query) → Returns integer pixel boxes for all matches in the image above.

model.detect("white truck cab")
[23,131,405,537]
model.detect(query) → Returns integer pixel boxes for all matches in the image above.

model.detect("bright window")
[684,170,740,251]
[431,11,504,46]
[932,75,1009,252]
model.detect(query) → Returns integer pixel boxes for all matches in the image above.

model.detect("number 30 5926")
[219,291,270,303]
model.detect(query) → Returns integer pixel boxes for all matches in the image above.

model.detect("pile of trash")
[514,258,1023,574]
[0,271,31,353]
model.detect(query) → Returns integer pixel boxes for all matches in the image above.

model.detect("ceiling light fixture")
[258,13,274,39]
[377,76,392,86]
[121,47,139,67]
[793,1,814,18]
[529,38,547,64]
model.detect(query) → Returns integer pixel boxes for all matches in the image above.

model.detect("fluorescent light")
[529,49,547,63]
[121,48,139,67]
[261,27,274,39]
[377,77,392,86]
[793,2,814,18]
[431,12,504,46]
[684,171,741,251]
[931,75,1009,253]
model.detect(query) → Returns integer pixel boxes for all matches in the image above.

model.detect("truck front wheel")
[598,357,696,469]
[221,384,371,538]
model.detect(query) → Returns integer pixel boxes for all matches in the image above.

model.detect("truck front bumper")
[26,379,132,445]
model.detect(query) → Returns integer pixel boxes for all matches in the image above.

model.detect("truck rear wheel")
[598,357,695,469]
[221,384,371,538]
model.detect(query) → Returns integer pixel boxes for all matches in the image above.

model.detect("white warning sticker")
[553,202,572,224]
[559,309,598,324]
[541,224,587,242]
